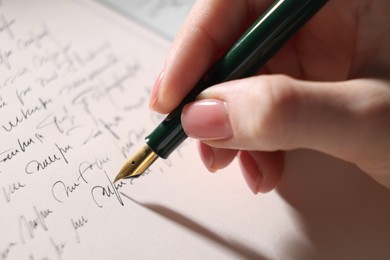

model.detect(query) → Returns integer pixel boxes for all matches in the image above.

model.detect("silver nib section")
[114,144,158,182]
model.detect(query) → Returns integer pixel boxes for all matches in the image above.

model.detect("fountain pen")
[114,0,328,182]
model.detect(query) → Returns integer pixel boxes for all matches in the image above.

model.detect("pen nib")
[113,144,158,182]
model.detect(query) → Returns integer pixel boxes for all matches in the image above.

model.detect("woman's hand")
[150,0,390,193]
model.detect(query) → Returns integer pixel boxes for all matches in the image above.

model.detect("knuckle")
[250,75,301,149]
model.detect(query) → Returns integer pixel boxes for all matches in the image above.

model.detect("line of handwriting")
[0,133,44,164]
[2,97,52,133]
[25,143,72,174]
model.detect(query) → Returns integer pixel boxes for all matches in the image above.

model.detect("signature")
[91,170,125,208]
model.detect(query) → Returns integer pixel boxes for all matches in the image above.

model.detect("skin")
[149,0,390,194]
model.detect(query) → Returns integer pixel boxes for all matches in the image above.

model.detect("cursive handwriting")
[81,127,103,145]
[16,86,32,105]
[0,0,175,258]
[0,66,29,90]
[32,44,73,70]
[71,216,88,243]
[0,95,6,109]
[51,180,80,203]
[91,171,125,208]
[73,42,111,67]
[17,22,50,50]
[49,237,65,260]
[2,97,52,132]
[36,107,75,135]
[0,48,12,70]
[19,206,53,244]
[123,96,146,112]
[29,254,50,260]
[99,117,122,140]
[0,13,15,39]
[35,71,58,88]
[78,157,110,179]
[51,157,110,203]
[119,129,146,159]
[2,181,26,203]
[1,242,17,260]
[104,62,141,93]
[25,143,72,174]
[0,133,44,164]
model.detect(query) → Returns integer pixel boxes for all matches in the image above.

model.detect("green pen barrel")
[146,0,328,159]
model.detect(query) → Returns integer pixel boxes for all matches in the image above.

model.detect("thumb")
[181,75,390,188]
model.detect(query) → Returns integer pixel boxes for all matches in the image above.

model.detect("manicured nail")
[239,152,263,194]
[149,69,164,109]
[198,142,217,172]
[181,99,233,140]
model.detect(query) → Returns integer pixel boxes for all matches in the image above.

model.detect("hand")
[149,0,390,193]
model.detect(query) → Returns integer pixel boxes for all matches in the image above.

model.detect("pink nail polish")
[181,99,233,140]
[149,69,164,109]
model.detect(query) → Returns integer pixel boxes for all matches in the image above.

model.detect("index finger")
[150,0,274,114]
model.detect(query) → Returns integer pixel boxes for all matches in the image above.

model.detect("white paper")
[1,0,389,259]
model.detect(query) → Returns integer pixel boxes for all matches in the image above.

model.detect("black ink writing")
[19,206,53,243]
[28,254,50,260]
[119,129,146,159]
[99,117,123,140]
[91,171,125,208]
[55,143,72,164]
[0,133,44,163]
[51,157,110,203]
[16,86,32,105]
[0,48,12,70]
[124,96,145,111]
[0,67,29,90]
[82,127,103,145]
[36,107,75,135]
[1,242,17,260]
[71,216,88,243]
[78,157,110,180]
[0,13,15,39]
[0,95,6,109]
[2,97,52,132]
[25,143,72,174]
[104,62,141,93]
[17,23,50,50]
[2,181,26,203]
[36,71,58,88]
[73,42,111,66]
[51,180,79,203]
[49,237,65,260]
[33,44,73,71]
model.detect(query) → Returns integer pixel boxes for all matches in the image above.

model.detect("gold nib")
[114,144,158,182]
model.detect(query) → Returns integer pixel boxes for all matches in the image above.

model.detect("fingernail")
[198,142,217,172]
[182,99,233,140]
[149,69,164,109]
[239,152,263,194]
